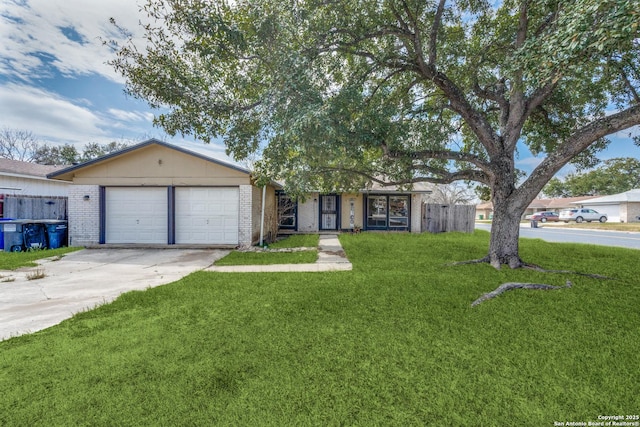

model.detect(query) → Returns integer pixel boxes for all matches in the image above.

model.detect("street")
[475,222,640,250]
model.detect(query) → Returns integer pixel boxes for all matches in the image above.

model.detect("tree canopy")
[0,127,130,165]
[110,0,640,268]
[33,141,131,165]
[543,157,640,197]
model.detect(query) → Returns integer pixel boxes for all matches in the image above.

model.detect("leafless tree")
[0,128,40,162]
[426,183,476,205]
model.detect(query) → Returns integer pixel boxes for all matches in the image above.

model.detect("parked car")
[559,208,607,223]
[526,211,560,223]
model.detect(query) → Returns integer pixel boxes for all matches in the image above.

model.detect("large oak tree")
[110,0,640,268]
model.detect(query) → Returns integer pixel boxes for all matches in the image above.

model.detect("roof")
[47,138,252,180]
[364,181,434,194]
[576,189,640,204]
[0,158,66,178]
[476,196,597,211]
[544,196,597,208]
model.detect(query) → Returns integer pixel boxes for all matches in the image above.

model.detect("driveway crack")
[37,283,51,300]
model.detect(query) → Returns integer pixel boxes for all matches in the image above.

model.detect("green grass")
[1,232,639,426]
[215,249,318,265]
[268,233,319,248]
[0,247,81,270]
[552,222,640,231]
[215,234,320,265]
[518,219,640,231]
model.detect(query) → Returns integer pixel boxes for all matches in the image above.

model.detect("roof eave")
[47,138,252,181]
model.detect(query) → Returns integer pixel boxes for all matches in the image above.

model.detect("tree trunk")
[488,195,525,269]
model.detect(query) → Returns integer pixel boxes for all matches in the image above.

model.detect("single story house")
[475,201,493,220]
[476,196,597,220]
[48,139,279,247]
[48,139,437,247]
[0,158,69,218]
[572,189,640,222]
[279,182,433,234]
[524,196,597,217]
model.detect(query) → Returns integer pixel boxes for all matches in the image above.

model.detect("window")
[367,196,387,228]
[389,196,409,227]
[366,195,410,230]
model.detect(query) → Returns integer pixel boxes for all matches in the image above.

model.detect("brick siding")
[68,185,100,246]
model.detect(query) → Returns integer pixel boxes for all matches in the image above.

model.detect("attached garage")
[47,139,279,247]
[175,187,239,245]
[585,204,620,223]
[579,189,640,223]
[105,187,168,244]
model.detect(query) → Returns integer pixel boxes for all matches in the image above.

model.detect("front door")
[320,195,339,230]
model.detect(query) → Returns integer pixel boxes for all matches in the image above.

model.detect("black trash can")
[23,222,47,250]
[530,219,538,228]
[43,220,68,249]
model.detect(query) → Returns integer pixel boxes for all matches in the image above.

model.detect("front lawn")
[1,232,638,426]
[215,234,319,265]
[517,219,640,232]
[215,249,318,265]
[549,222,640,232]
[0,247,81,270]
[268,233,319,248]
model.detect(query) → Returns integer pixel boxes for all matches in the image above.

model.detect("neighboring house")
[524,196,597,217]
[279,182,433,234]
[48,139,279,247]
[573,189,640,222]
[475,196,596,220]
[0,158,69,218]
[475,201,493,220]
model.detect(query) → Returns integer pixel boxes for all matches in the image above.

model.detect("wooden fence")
[3,195,68,220]
[422,203,476,233]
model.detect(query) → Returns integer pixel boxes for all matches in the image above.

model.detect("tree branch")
[515,0,529,49]
[428,0,447,65]
[317,166,487,186]
[381,143,489,172]
[518,104,640,200]
[620,66,640,104]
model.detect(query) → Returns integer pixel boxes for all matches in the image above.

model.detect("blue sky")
[0,0,231,161]
[0,0,638,175]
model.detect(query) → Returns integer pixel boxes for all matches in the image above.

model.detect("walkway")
[205,234,352,272]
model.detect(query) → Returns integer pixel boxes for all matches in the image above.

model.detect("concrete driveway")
[0,248,228,341]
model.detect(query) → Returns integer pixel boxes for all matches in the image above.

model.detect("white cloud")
[516,156,544,170]
[107,108,154,123]
[0,0,147,82]
[0,81,234,161]
[0,82,107,143]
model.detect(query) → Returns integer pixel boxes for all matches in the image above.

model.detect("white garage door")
[106,188,168,244]
[175,187,239,244]
[588,204,620,222]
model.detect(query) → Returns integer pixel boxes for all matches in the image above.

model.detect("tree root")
[521,263,615,280]
[471,280,572,307]
[449,258,616,280]
[448,256,490,266]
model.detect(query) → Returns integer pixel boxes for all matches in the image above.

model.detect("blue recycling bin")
[1,220,31,252]
[0,219,26,252]
[43,220,68,249]
[0,218,15,251]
